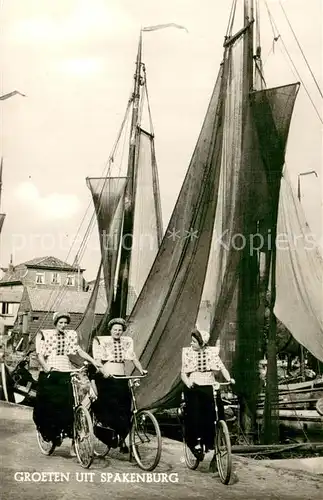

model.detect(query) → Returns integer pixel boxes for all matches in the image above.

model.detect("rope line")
[278,0,323,99]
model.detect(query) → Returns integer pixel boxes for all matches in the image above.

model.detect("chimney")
[8,254,14,273]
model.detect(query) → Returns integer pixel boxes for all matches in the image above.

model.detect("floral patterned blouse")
[92,336,135,363]
[181,346,225,374]
[36,329,79,372]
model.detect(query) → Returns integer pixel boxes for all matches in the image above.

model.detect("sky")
[0,0,322,280]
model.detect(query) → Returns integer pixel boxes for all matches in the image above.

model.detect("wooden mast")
[235,0,262,439]
[113,33,143,318]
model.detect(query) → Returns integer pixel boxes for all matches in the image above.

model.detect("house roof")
[0,265,28,285]
[23,256,83,271]
[0,256,85,284]
[0,289,23,303]
[26,287,107,315]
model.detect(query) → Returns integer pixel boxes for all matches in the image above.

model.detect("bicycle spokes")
[74,406,94,468]
[215,420,232,484]
[130,410,161,471]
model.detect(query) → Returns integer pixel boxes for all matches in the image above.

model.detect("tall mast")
[236,0,262,438]
[114,33,143,318]
[0,157,3,210]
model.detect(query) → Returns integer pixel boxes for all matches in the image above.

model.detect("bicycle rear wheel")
[130,410,162,471]
[74,405,94,468]
[36,431,55,456]
[215,420,232,484]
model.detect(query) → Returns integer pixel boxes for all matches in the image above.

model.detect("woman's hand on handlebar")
[230,378,235,385]
[140,369,148,375]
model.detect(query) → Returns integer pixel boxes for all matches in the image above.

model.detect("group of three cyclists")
[33,312,234,461]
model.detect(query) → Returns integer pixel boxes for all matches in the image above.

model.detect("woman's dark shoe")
[53,435,62,447]
[192,439,204,461]
[209,455,218,473]
[119,439,129,454]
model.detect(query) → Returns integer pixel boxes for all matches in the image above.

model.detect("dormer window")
[35,272,45,284]
[66,274,75,286]
[51,272,61,285]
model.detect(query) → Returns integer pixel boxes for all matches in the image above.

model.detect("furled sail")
[127,128,163,313]
[274,175,323,362]
[86,177,127,310]
[128,64,226,408]
[77,261,103,350]
[0,214,5,234]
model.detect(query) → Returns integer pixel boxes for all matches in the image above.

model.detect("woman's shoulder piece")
[39,329,55,338]
[207,346,220,355]
[122,336,133,343]
[95,336,111,344]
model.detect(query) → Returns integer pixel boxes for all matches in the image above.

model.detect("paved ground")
[261,457,323,475]
[1,402,322,500]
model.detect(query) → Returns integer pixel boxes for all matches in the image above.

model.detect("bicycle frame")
[110,374,147,416]
[212,381,231,421]
[70,365,89,408]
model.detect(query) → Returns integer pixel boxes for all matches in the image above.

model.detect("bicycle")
[36,364,95,468]
[93,374,162,471]
[179,381,233,484]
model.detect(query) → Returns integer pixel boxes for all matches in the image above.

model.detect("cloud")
[15,181,81,220]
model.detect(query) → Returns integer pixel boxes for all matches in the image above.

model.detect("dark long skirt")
[33,371,74,442]
[183,385,225,450]
[91,375,131,443]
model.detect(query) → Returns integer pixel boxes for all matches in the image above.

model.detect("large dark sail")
[128,3,300,414]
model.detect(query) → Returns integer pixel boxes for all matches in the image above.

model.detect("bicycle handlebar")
[110,374,147,379]
[212,380,234,390]
[70,365,88,375]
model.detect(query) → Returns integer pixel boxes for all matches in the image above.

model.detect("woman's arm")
[218,358,235,384]
[35,332,49,372]
[77,347,102,368]
[132,355,147,375]
[38,353,50,373]
[181,370,192,388]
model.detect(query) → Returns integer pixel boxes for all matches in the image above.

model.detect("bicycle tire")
[93,437,110,458]
[183,439,200,470]
[74,405,94,468]
[36,431,56,456]
[130,410,162,471]
[215,420,232,484]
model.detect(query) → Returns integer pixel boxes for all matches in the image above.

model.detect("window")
[51,272,61,285]
[1,303,14,315]
[32,316,40,321]
[66,274,75,286]
[35,272,45,284]
[1,302,9,314]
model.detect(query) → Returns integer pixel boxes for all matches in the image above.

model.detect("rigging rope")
[20,94,134,351]
[264,0,323,125]
[278,0,323,99]
[225,0,238,39]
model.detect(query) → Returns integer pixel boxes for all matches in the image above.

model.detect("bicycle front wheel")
[130,410,162,471]
[73,405,94,468]
[215,420,232,484]
[36,431,55,456]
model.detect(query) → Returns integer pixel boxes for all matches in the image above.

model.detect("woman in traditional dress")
[33,312,101,448]
[91,317,147,453]
[181,327,234,459]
